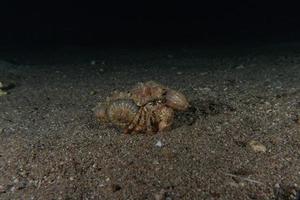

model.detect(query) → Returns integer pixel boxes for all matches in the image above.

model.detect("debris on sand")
[235,64,245,69]
[154,189,166,200]
[273,183,300,200]
[155,140,163,147]
[167,54,174,59]
[0,81,16,96]
[248,140,267,153]
[0,89,7,96]
[293,116,300,125]
[0,81,15,90]
[0,82,7,96]
[90,60,96,65]
[90,91,97,95]
[99,68,105,73]
[0,184,7,193]
[111,184,122,192]
[224,173,264,185]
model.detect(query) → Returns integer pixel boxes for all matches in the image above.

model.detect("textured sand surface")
[0,44,299,199]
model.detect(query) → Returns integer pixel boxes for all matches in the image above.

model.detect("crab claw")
[156,106,174,132]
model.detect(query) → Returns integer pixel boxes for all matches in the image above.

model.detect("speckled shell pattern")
[94,99,139,128]
[106,99,139,128]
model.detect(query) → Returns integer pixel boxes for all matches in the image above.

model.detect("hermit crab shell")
[106,99,139,128]
[130,81,167,106]
[165,89,189,111]
[94,99,139,128]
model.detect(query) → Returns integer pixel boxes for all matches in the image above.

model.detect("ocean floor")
[0,43,299,199]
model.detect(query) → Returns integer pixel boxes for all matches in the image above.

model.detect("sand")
[0,43,299,199]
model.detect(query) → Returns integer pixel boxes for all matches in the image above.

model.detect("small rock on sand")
[249,140,267,153]
[90,60,96,65]
[235,64,245,69]
[0,81,6,96]
[90,91,97,95]
[0,89,7,96]
[155,140,163,147]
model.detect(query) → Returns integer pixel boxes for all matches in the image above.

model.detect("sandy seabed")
[0,44,299,200]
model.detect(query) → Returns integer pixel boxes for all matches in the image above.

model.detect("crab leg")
[134,108,146,133]
[125,108,141,134]
[146,110,154,133]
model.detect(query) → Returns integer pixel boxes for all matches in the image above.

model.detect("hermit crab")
[94,81,189,134]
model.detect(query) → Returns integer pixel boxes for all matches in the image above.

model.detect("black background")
[1,1,300,45]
